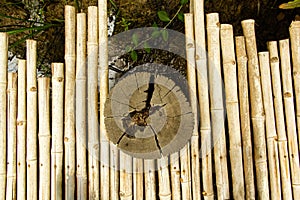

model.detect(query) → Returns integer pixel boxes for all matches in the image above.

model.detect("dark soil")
[0,0,299,74]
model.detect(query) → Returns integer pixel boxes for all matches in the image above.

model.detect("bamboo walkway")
[0,0,300,199]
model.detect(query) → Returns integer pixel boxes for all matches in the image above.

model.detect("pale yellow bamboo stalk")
[206,13,229,200]
[6,72,17,200]
[110,144,119,200]
[98,1,110,198]
[26,39,38,200]
[289,21,300,144]
[279,39,300,199]
[133,158,143,200]
[193,1,214,198]
[119,152,133,200]
[235,36,255,200]
[38,77,51,200]
[51,63,64,200]
[170,153,181,200]
[157,157,171,200]
[17,59,26,200]
[64,5,76,199]
[180,144,192,200]
[241,19,269,199]
[144,159,156,200]
[0,32,8,200]
[258,51,281,199]
[184,13,201,200]
[268,41,293,200]
[87,6,100,200]
[76,12,88,199]
[220,24,245,199]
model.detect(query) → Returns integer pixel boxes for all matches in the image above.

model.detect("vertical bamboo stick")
[38,77,51,200]
[193,1,214,198]
[144,159,156,200]
[133,158,143,200]
[180,144,192,200]
[206,13,229,200]
[241,19,269,199]
[279,39,300,199]
[158,157,171,200]
[184,13,201,200]
[110,144,119,200]
[258,51,281,199]
[170,153,181,200]
[6,72,17,200]
[26,39,38,200]
[268,41,293,200]
[76,12,88,199]
[0,32,8,200]
[119,152,133,200]
[51,63,64,200]
[87,6,100,200]
[17,59,26,200]
[289,21,300,142]
[220,24,245,199]
[98,1,110,198]
[64,5,76,199]
[235,36,255,200]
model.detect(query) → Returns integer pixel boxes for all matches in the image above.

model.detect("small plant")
[127,0,189,61]
[279,0,300,9]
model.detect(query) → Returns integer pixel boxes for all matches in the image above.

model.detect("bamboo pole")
[64,5,76,199]
[268,41,293,200]
[144,159,156,200]
[87,6,100,200]
[193,1,214,198]
[76,12,88,200]
[119,152,133,200]
[235,36,256,199]
[258,51,281,199]
[170,153,181,200]
[180,144,192,200]
[38,77,51,200]
[289,21,300,143]
[110,144,119,200]
[184,13,201,200]
[279,39,300,199]
[158,157,171,200]
[133,158,143,200]
[98,1,110,198]
[0,32,8,200]
[17,59,26,200]
[26,39,38,200]
[51,63,64,200]
[220,24,245,199]
[6,72,17,200]
[206,13,229,200]
[241,19,269,199]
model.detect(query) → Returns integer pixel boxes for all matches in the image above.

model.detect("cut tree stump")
[104,65,194,159]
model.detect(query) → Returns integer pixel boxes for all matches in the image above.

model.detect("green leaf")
[157,11,170,22]
[180,0,189,5]
[178,12,184,22]
[130,50,138,61]
[144,42,151,53]
[162,29,169,41]
[132,33,139,46]
[279,0,300,9]
[151,30,161,38]
[125,45,132,53]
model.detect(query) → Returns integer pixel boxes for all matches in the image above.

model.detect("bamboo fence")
[0,2,299,200]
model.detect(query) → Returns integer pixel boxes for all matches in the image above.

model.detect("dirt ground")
[0,0,299,74]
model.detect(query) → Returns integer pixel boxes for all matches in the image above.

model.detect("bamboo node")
[270,57,279,63]
[284,92,292,98]
[30,87,37,92]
